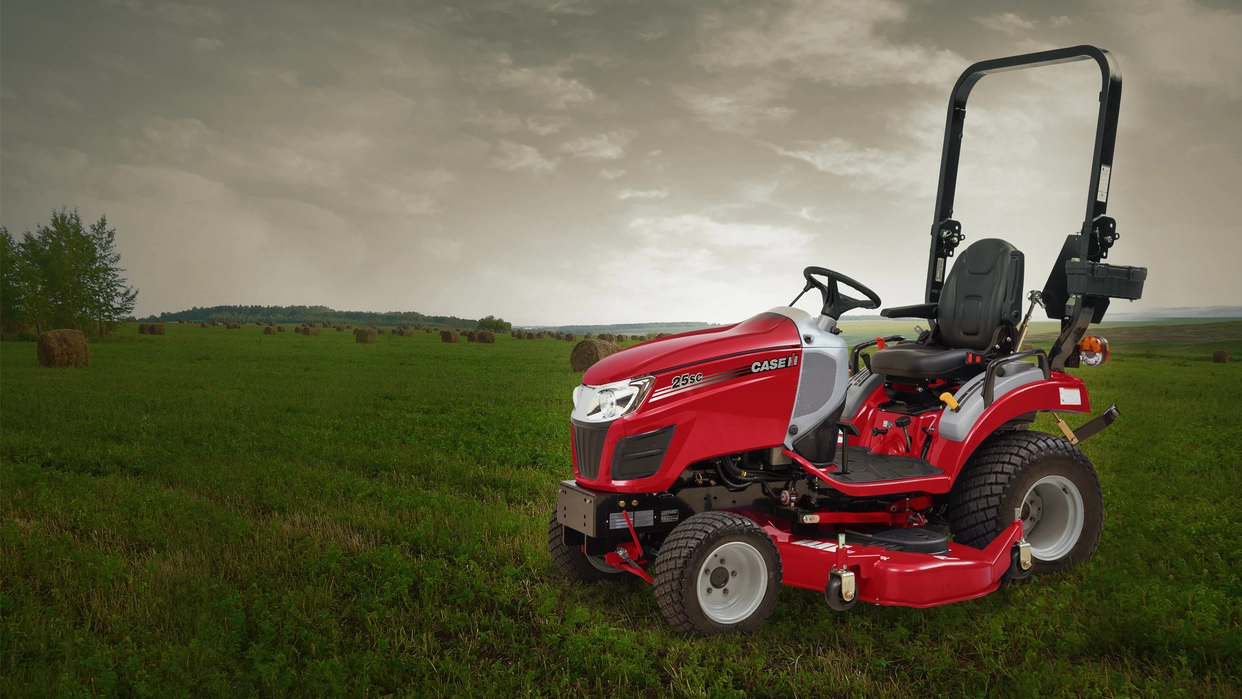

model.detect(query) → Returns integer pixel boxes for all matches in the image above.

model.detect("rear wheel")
[947,431,1103,576]
[547,512,626,582]
[652,512,781,635]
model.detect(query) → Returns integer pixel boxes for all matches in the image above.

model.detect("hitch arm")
[1054,404,1120,445]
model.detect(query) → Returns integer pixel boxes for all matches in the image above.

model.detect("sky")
[2,0,1240,324]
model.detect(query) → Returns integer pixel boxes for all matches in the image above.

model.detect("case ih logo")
[751,354,798,374]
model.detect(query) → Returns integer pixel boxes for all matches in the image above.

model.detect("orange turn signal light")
[1078,335,1109,366]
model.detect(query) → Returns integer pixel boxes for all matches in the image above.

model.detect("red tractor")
[549,46,1146,634]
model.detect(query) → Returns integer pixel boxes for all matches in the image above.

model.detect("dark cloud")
[1,0,1239,323]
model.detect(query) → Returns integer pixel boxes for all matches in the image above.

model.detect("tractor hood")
[582,311,802,386]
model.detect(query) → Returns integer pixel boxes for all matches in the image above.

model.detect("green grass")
[2,322,1240,697]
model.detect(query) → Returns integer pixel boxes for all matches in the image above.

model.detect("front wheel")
[947,431,1103,576]
[547,512,626,582]
[652,512,782,635]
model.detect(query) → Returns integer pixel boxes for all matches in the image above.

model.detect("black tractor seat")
[872,238,1024,382]
[869,344,986,381]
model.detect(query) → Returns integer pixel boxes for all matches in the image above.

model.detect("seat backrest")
[937,239,1024,351]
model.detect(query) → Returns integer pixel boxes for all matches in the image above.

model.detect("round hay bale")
[355,328,378,344]
[308,327,321,336]
[598,333,613,341]
[616,334,628,342]
[211,320,219,326]
[200,322,208,328]
[138,324,149,334]
[525,332,535,340]
[178,319,185,324]
[467,331,478,342]
[336,326,344,331]
[554,332,564,340]
[263,326,276,335]
[425,328,432,333]
[346,325,352,329]
[564,332,576,341]
[1213,350,1229,363]
[277,326,285,332]
[149,324,165,336]
[584,333,593,339]
[477,330,495,344]
[267,322,274,326]
[657,333,670,338]
[377,328,386,334]
[440,330,460,343]
[37,329,89,368]
[570,339,620,372]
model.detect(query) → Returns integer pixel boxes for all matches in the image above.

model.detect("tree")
[84,215,138,337]
[0,228,30,335]
[478,315,512,332]
[0,208,137,337]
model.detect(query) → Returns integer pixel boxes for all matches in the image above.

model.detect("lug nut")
[723,589,729,595]
[731,571,736,577]
[706,588,712,594]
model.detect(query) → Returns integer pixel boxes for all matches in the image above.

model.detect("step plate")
[830,446,943,483]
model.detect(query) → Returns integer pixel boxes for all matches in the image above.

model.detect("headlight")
[572,376,653,423]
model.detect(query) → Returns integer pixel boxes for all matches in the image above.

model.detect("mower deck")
[750,511,1026,607]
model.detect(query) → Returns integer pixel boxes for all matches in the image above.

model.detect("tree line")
[1,208,137,338]
[152,305,509,330]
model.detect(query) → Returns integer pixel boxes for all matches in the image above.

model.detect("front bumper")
[556,480,691,552]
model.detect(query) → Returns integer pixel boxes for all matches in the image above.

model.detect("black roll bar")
[983,349,1051,407]
[924,46,1123,304]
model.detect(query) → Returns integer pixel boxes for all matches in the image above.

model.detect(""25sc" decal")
[670,372,704,388]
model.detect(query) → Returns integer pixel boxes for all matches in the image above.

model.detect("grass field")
[2,322,1240,697]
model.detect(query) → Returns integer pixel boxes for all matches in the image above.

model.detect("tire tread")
[651,511,781,634]
[947,431,1102,564]
[547,513,622,582]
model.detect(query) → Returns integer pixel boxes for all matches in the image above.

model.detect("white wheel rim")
[587,554,624,575]
[1021,475,1085,561]
[695,541,768,624]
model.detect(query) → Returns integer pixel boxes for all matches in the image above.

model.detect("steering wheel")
[794,266,882,320]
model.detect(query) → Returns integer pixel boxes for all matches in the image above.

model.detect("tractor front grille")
[572,423,609,480]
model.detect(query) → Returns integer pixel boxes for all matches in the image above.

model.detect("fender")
[929,370,1091,475]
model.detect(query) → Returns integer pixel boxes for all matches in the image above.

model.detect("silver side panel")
[842,367,884,420]
[939,363,1044,442]
[767,307,849,450]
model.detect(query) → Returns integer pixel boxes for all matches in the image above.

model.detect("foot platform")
[829,446,943,483]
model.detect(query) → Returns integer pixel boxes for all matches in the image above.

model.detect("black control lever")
[895,417,913,453]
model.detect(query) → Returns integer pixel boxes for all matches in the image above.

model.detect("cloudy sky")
[2,0,1240,324]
